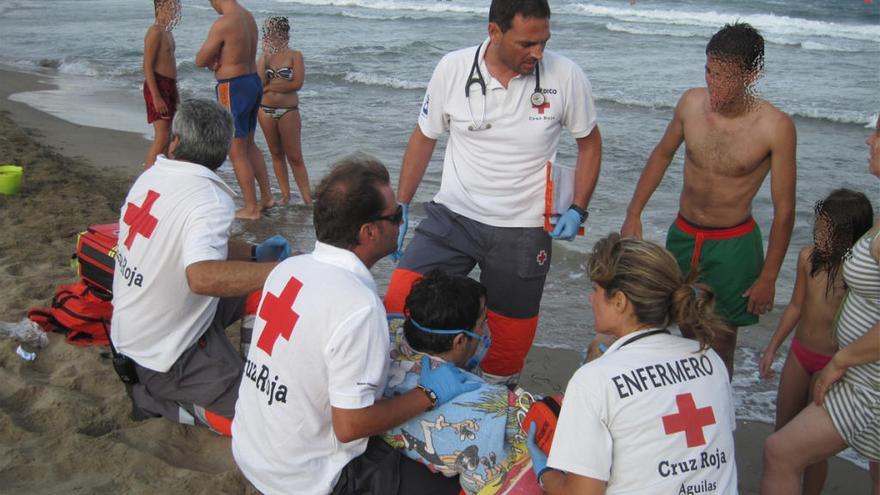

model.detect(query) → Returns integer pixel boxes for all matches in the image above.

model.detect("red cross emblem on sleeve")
[123,190,161,249]
[256,277,303,356]
[662,393,716,448]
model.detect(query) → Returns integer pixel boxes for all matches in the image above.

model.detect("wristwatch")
[569,204,589,224]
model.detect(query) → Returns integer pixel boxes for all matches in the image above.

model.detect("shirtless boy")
[196,0,274,219]
[143,0,180,168]
[620,22,797,377]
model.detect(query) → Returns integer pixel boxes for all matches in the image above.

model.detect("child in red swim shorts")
[143,0,180,168]
[759,188,873,494]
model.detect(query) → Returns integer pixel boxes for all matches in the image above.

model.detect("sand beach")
[0,65,872,494]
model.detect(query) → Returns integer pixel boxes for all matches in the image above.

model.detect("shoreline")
[0,65,871,494]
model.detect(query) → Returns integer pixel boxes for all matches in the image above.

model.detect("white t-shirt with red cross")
[548,329,737,494]
[111,155,235,372]
[232,241,390,495]
[418,38,598,228]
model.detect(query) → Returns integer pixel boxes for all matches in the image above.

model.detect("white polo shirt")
[111,155,234,372]
[418,38,598,228]
[548,329,738,494]
[232,241,390,495]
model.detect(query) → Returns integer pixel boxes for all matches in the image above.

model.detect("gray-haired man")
[110,99,289,434]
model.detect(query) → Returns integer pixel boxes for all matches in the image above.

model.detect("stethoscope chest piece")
[530,91,545,107]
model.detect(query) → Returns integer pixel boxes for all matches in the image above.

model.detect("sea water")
[0,0,877,466]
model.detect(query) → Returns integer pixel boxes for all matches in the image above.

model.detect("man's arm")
[571,126,602,210]
[620,94,687,238]
[143,27,168,116]
[331,388,433,443]
[397,126,437,204]
[540,470,606,495]
[186,260,275,297]
[195,20,224,70]
[743,113,797,315]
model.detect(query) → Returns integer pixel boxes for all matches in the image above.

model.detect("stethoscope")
[465,41,546,132]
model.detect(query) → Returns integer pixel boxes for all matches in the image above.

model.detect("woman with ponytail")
[527,233,738,494]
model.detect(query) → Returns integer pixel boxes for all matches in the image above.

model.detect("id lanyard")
[616,328,671,349]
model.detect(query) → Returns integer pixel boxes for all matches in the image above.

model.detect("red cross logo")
[536,100,550,115]
[123,190,161,249]
[536,249,548,266]
[256,277,303,356]
[662,393,716,448]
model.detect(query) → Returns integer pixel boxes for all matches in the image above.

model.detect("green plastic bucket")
[0,165,23,195]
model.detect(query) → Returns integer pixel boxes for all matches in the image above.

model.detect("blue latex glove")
[390,203,409,262]
[418,355,480,407]
[255,235,291,262]
[549,207,583,241]
[527,422,551,483]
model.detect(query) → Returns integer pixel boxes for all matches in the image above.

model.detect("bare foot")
[279,194,290,206]
[235,206,261,220]
[261,198,277,210]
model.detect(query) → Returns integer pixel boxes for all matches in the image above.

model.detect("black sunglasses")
[369,204,404,225]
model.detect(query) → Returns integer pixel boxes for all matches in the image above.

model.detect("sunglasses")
[369,204,404,225]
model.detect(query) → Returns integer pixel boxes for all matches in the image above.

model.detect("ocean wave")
[595,94,675,111]
[273,0,484,15]
[604,22,704,38]
[57,59,102,77]
[798,40,862,53]
[343,71,425,90]
[594,93,874,127]
[788,108,877,127]
[336,9,439,21]
[568,4,880,43]
[605,22,868,52]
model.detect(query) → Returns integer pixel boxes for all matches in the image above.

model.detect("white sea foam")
[592,92,874,127]
[567,4,880,44]
[274,0,484,16]
[343,71,425,90]
[605,22,704,38]
[57,59,102,78]
[788,107,878,127]
[799,40,861,53]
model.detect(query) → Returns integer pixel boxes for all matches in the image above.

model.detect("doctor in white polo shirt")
[112,99,290,436]
[232,156,479,495]
[384,0,602,386]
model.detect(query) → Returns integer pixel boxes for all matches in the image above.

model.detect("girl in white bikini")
[257,16,312,205]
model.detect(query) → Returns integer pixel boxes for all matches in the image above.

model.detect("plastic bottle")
[0,318,49,348]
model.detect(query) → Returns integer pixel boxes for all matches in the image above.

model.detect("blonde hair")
[588,233,728,350]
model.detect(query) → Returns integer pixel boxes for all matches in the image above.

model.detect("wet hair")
[489,0,550,32]
[706,22,764,76]
[313,154,390,249]
[588,233,728,351]
[810,188,874,294]
[171,99,233,171]
[403,269,487,355]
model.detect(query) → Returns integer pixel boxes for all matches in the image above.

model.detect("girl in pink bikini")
[760,188,872,494]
